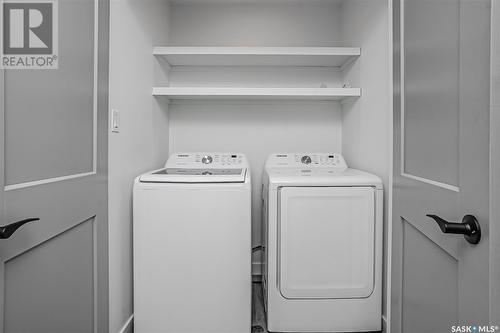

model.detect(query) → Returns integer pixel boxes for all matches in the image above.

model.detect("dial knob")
[301,155,312,164]
[201,155,213,164]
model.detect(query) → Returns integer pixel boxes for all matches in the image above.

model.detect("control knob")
[301,155,312,164]
[202,155,213,164]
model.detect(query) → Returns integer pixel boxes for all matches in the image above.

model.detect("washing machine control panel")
[301,155,312,164]
[166,152,247,168]
[266,153,347,169]
[201,155,213,164]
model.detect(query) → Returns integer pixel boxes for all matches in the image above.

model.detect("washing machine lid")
[278,186,375,299]
[140,152,249,183]
[139,168,247,183]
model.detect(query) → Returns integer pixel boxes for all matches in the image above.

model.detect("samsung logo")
[178,154,189,157]
[276,154,287,157]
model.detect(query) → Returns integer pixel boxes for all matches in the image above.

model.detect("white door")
[0,0,109,332]
[278,186,375,299]
[391,0,494,332]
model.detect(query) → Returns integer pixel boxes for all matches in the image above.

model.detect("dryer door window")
[278,186,375,299]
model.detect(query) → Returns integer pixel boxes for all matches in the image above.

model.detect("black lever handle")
[0,218,39,239]
[426,214,481,244]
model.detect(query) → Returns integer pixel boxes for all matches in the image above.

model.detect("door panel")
[396,181,458,258]
[2,177,100,260]
[0,0,109,332]
[403,0,459,187]
[4,218,94,333]
[392,0,492,331]
[4,0,95,186]
[401,219,458,333]
[279,187,375,299]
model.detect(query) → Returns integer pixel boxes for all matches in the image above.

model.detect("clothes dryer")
[262,153,383,332]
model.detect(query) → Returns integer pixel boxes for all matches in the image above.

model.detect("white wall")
[167,0,348,270]
[169,0,343,47]
[340,0,391,324]
[108,1,170,332]
[169,101,343,258]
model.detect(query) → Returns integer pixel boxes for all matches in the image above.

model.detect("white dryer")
[133,152,251,333]
[262,153,383,332]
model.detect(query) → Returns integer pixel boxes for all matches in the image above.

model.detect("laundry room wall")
[340,0,391,327]
[168,102,343,259]
[108,1,170,332]
[168,0,343,46]
[107,1,391,331]
[165,0,347,274]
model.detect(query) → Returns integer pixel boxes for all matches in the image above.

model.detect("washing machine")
[261,153,383,332]
[133,152,251,333]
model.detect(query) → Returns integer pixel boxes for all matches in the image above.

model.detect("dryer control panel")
[166,152,248,168]
[265,153,348,169]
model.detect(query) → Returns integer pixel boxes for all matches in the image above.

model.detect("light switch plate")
[111,109,119,133]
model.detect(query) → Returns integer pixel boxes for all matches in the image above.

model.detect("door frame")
[0,43,4,333]
[389,0,500,331]
[96,0,110,331]
[490,0,500,324]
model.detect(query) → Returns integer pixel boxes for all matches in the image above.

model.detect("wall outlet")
[111,109,119,133]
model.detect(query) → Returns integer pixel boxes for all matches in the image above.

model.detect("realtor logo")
[1,0,58,69]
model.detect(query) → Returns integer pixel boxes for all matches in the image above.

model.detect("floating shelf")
[152,87,361,101]
[153,47,360,67]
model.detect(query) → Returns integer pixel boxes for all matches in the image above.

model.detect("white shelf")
[152,87,361,101]
[153,47,360,67]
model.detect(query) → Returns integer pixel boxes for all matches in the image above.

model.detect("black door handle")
[426,214,481,244]
[0,218,39,239]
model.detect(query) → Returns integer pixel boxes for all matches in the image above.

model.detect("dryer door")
[278,186,375,299]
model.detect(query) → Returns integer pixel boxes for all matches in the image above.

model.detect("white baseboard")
[118,314,134,333]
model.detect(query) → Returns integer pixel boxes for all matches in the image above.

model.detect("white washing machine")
[262,153,383,332]
[133,152,251,333]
